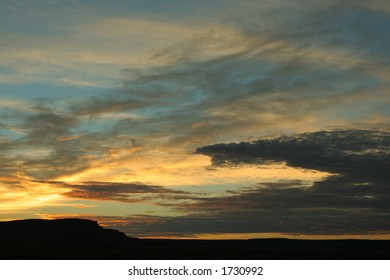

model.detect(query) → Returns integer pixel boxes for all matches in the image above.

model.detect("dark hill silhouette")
[0,219,128,243]
[0,219,133,259]
[0,218,128,243]
[0,219,389,259]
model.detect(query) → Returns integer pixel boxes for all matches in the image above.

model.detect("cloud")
[197,129,390,180]
[0,180,65,212]
[56,134,84,142]
[38,181,195,203]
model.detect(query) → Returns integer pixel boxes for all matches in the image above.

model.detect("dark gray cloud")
[0,103,143,180]
[197,130,390,180]
[184,177,389,216]
[137,208,389,237]
[38,181,194,203]
[69,96,147,116]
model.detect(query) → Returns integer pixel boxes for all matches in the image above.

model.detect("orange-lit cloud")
[0,180,67,211]
[56,134,84,142]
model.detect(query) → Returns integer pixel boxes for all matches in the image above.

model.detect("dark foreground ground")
[1,219,389,259]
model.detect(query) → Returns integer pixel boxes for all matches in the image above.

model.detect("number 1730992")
[222,267,263,276]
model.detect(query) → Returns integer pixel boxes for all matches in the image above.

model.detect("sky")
[0,0,389,239]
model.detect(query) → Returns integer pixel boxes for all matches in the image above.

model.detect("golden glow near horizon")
[1,152,330,212]
[142,233,390,241]
[0,180,67,211]
[56,152,330,187]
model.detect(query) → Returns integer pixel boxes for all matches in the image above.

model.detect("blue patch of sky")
[325,97,390,123]
[0,83,106,101]
[0,66,17,75]
[0,107,26,124]
[311,8,390,58]
[337,9,390,48]
[178,182,257,195]
[0,1,85,36]
[0,127,23,141]
[72,119,109,135]
[296,69,381,98]
[0,0,241,33]
[76,0,242,22]
[123,82,209,118]
[220,60,279,96]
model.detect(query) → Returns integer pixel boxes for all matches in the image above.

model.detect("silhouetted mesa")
[0,219,134,259]
[1,219,389,259]
[0,218,128,243]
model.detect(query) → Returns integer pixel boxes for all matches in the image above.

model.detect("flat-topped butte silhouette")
[0,219,389,259]
[0,219,132,259]
[0,218,128,244]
